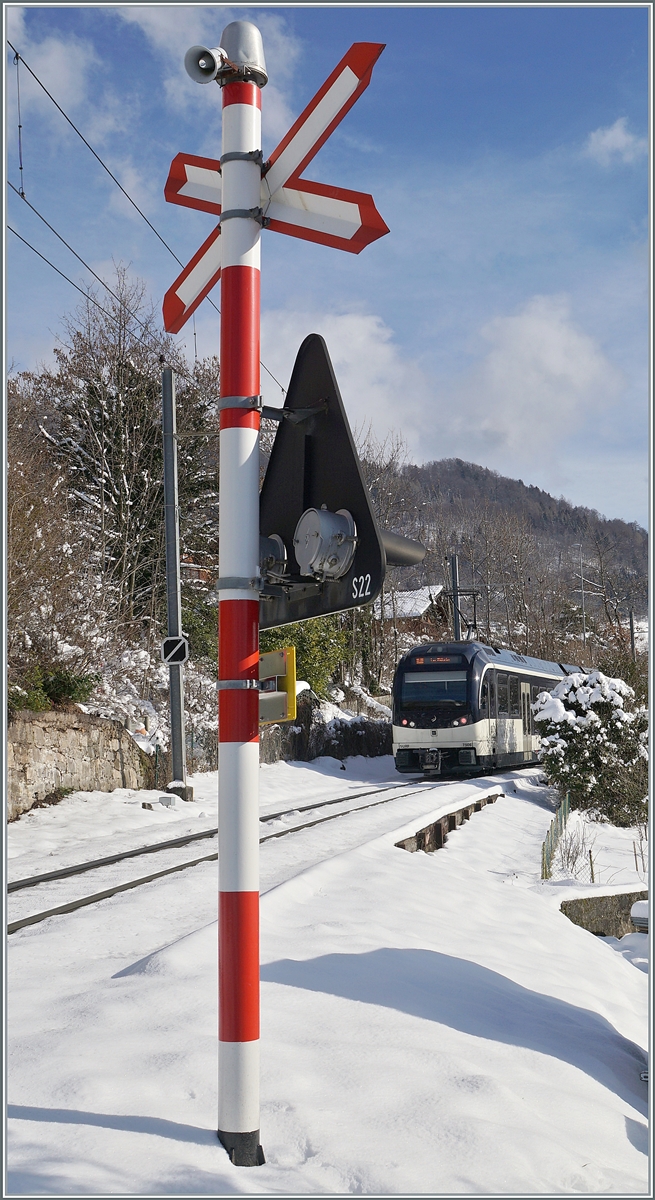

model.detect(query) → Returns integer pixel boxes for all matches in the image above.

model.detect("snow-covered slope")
[6,762,648,1194]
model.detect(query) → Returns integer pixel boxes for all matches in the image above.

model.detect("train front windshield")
[400,670,468,709]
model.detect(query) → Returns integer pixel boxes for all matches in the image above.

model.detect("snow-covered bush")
[533,670,648,827]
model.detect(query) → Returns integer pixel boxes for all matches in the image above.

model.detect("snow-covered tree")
[7,267,221,731]
[35,268,220,623]
[533,670,648,826]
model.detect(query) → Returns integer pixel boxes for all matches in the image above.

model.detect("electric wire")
[7,40,287,397]
[8,208,206,388]
[14,52,25,197]
[7,39,187,270]
[8,180,154,338]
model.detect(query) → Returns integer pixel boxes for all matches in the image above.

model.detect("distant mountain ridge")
[404,458,647,572]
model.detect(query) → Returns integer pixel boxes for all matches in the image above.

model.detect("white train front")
[392,641,579,777]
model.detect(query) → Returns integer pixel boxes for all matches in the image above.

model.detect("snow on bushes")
[533,669,648,826]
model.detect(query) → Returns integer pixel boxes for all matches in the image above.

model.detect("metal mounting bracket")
[218,395,263,411]
[220,150,264,167]
[219,207,270,227]
[216,576,263,591]
[261,400,329,424]
[216,679,261,690]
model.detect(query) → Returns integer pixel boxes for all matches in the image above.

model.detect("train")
[392,640,580,777]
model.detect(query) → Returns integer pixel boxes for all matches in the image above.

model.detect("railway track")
[7,779,440,935]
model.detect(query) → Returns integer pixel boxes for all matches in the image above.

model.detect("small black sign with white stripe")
[161,636,189,664]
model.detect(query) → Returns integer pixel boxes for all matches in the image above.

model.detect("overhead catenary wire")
[8,180,155,339]
[8,223,188,376]
[7,40,287,397]
[14,51,25,197]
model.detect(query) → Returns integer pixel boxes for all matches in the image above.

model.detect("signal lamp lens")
[402,719,408,726]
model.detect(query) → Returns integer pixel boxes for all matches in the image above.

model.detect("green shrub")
[7,665,99,721]
[259,615,348,698]
[40,669,99,705]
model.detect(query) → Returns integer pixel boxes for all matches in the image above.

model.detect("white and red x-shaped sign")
[163,42,389,334]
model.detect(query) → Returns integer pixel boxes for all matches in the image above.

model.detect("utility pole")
[162,367,191,802]
[167,23,389,1167]
[212,26,266,1168]
[451,554,461,641]
[572,543,587,657]
[630,609,636,662]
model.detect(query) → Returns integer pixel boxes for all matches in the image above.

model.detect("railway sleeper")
[395,792,502,854]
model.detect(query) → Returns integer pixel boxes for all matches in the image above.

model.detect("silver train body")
[392,641,579,777]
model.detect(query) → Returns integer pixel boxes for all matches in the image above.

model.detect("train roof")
[397,641,581,678]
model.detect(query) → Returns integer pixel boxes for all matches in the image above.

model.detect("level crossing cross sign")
[163,42,389,333]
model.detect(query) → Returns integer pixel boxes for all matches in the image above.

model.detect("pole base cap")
[218,1128,265,1166]
[166,784,194,803]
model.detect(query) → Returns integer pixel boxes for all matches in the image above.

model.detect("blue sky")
[5,4,650,526]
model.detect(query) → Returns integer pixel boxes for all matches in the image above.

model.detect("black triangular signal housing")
[259,334,386,629]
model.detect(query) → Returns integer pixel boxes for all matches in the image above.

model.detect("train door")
[520,682,532,760]
[496,672,509,761]
[480,671,496,763]
[488,671,497,763]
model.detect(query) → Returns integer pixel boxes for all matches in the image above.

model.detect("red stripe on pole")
[219,598,259,743]
[219,692,259,743]
[220,267,260,398]
[219,891,260,1041]
[222,81,261,109]
[219,600,259,676]
[220,409,260,430]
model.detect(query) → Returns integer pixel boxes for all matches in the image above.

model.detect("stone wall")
[7,692,392,822]
[560,890,648,939]
[7,709,154,821]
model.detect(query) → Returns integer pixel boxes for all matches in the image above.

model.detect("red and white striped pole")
[216,23,265,1168]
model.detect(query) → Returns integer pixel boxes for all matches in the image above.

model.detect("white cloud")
[584,118,647,167]
[258,296,624,498]
[6,14,128,153]
[437,295,622,468]
[6,25,101,122]
[115,6,300,142]
[104,157,160,223]
[260,308,431,451]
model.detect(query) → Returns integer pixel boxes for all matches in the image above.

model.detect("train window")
[400,670,467,708]
[488,674,496,718]
[480,679,488,715]
[509,676,520,717]
[497,673,509,715]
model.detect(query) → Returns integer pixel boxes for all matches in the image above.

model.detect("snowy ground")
[6,759,649,1195]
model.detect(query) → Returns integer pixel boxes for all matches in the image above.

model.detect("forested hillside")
[7,271,648,765]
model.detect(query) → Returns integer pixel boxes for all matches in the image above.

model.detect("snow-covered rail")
[7,780,443,934]
[8,781,431,895]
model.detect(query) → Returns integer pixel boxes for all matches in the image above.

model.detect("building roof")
[374,585,444,620]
